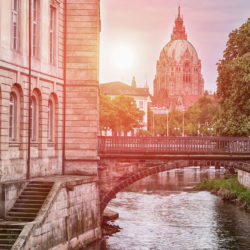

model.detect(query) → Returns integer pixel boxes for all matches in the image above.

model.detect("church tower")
[153,6,204,108]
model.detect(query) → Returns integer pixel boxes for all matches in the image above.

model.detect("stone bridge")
[98,136,250,212]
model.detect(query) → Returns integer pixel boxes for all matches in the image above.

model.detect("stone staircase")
[0,224,23,250]
[0,181,54,249]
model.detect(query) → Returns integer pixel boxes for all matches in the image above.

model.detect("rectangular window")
[11,0,19,50]
[49,6,56,64]
[32,0,39,57]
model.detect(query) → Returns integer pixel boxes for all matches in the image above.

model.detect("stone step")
[9,207,40,213]
[19,195,47,200]
[0,234,18,239]
[0,229,22,234]
[21,191,48,196]
[0,239,16,244]
[0,225,23,230]
[25,187,51,192]
[0,243,13,249]
[13,203,42,209]
[5,216,35,222]
[7,212,37,218]
[15,199,44,205]
[28,181,54,187]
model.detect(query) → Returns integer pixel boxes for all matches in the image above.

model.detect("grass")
[196,176,250,205]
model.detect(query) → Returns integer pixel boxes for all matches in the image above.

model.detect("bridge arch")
[99,159,239,212]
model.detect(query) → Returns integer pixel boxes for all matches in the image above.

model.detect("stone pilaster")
[65,0,100,176]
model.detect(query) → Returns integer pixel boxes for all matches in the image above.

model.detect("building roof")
[162,40,199,64]
[100,81,150,97]
[159,6,199,64]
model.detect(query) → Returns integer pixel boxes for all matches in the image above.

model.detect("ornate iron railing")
[98,136,250,154]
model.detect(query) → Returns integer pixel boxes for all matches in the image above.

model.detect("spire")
[131,76,136,88]
[171,5,187,41]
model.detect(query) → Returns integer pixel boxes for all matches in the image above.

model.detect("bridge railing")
[98,136,250,154]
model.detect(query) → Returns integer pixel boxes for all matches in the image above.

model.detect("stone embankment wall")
[238,170,250,189]
[13,177,101,250]
[0,180,27,218]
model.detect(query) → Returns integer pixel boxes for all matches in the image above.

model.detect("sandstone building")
[0,0,101,248]
[100,77,151,135]
[153,6,204,110]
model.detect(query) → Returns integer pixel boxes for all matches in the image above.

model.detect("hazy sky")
[100,0,250,94]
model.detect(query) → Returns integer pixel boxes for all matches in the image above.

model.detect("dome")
[162,39,199,64]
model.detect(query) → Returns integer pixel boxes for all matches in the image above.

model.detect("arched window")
[9,93,16,140]
[48,100,53,141]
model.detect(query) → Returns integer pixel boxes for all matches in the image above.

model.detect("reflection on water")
[86,167,250,250]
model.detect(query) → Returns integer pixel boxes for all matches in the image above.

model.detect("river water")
[87,167,250,250]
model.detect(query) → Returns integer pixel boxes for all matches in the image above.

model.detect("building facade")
[153,6,204,110]
[0,0,100,182]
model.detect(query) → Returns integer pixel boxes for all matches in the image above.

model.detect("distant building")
[100,77,151,135]
[153,6,204,110]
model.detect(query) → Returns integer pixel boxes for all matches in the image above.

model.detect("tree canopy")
[99,94,144,135]
[215,18,250,136]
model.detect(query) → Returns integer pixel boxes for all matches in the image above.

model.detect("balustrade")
[98,136,250,154]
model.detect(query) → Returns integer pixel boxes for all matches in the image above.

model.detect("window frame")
[11,0,20,50]
[30,96,37,141]
[9,93,16,141]
[32,0,40,58]
[48,99,54,141]
[49,5,56,65]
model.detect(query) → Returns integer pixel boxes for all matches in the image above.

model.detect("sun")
[112,46,135,70]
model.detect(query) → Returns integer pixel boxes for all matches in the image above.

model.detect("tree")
[99,94,144,135]
[215,18,250,136]
[99,94,115,131]
[185,96,218,136]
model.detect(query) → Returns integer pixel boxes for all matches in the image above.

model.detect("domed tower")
[154,6,204,99]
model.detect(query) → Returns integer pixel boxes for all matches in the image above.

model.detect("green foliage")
[100,94,144,134]
[185,96,218,136]
[215,18,250,136]
[149,96,217,136]
[197,176,250,205]
[99,94,114,131]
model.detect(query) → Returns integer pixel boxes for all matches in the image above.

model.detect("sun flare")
[112,46,135,70]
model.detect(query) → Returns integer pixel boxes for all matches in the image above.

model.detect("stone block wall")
[0,180,27,218]
[65,0,100,176]
[14,177,102,250]
[238,170,250,189]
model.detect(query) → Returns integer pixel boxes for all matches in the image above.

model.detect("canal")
[87,167,250,249]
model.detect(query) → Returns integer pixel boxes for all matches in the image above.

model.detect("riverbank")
[196,176,250,212]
